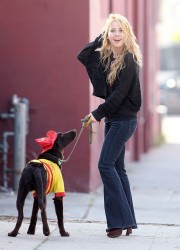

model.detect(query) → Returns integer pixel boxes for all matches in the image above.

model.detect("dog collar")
[38,153,62,169]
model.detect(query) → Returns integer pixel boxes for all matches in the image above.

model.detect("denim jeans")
[98,118,138,231]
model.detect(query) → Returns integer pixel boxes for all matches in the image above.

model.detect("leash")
[59,115,93,164]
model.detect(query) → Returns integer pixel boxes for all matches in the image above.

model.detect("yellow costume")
[31,159,65,197]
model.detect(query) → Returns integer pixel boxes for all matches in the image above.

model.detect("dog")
[8,129,76,237]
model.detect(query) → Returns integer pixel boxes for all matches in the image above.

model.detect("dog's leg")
[54,197,69,236]
[41,208,50,236]
[27,197,39,235]
[27,196,50,236]
[8,185,28,237]
[32,164,50,236]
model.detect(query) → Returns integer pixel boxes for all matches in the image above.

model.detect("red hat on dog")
[35,130,57,153]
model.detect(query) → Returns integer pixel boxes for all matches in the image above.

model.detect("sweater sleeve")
[77,34,107,99]
[92,53,138,121]
[77,34,103,66]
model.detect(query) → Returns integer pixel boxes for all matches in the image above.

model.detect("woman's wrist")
[94,34,103,47]
[91,110,102,122]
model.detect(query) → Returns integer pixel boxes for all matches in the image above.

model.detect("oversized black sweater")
[77,35,142,122]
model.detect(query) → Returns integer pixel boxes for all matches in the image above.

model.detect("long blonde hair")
[100,13,142,85]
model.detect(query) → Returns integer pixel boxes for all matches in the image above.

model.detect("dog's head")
[36,129,77,159]
[55,130,77,150]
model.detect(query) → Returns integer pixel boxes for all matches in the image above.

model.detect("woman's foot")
[126,227,132,236]
[107,228,122,238]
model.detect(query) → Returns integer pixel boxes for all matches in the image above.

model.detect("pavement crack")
[33,226,57,250]
[81,196,96,220]
[148,225,161,250]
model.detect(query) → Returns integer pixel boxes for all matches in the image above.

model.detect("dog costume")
[31,159,65,198]
[33,130,65,198]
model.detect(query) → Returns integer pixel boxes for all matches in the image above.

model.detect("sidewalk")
[0,115,180,250]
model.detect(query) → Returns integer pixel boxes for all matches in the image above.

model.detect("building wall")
[0,0,159,192]
[0,0,93,192]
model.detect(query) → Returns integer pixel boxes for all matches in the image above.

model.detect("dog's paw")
[27,229,35,235]
[27,223,36,235]
[8,231,18,237]
[44,231,50,236]
[43,228,50,236]
[60,230,70,237]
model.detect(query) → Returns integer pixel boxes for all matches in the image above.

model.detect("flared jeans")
[98,118,138,231]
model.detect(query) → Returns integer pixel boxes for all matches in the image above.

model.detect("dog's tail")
[31,163,46,210]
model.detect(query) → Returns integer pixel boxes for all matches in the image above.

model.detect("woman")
[77,13,142,238]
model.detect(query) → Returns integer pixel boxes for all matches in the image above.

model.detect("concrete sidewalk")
[0,116,180,249]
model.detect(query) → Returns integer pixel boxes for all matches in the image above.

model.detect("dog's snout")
[69,130,77,142]
[66,129,77,144]
[72,129,77,138]
[56,129,77,150]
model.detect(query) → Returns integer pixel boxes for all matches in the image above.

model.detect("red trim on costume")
[33,192,37,198]
[40,161,53,194]
[55,192,66,197]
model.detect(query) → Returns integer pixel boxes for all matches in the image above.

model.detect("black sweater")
[77,35,142,122]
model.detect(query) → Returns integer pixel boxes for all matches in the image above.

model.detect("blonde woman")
[78,13,142,238]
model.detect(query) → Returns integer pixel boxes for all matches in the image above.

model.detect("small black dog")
[8,129,76,237]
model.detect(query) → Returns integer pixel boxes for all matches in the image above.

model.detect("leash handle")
[89,123,93,144]
[81,115,93,144]
[81,115,91,127]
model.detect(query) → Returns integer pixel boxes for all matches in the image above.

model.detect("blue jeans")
[98,119,138,231]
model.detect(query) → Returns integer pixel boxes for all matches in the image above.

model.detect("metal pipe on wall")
[2,132,14,188]
[13,102,27,191]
